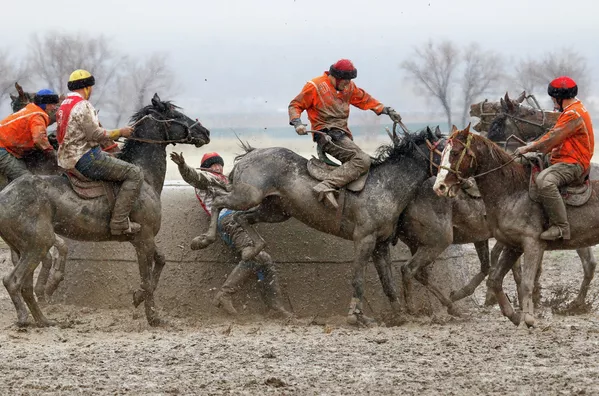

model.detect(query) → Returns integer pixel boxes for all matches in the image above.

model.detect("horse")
[433,125,599,328]
[484,99,597,312]
[0,93,210,327]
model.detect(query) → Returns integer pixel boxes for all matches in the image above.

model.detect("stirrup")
[111,219,142,236]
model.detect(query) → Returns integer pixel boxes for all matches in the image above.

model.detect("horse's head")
[129,93,210,147]
[433,124,478,197]
[9,82,36,113]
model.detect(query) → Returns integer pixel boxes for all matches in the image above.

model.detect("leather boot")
[312,182,339,208]
[540,194,570,240]
[258,267,293,319]
[110,167,143,235]
[213,263,254,315]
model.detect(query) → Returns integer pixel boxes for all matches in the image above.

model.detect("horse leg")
[487,247,522,325]
[512,257,523,310]
[401,245,457,315]
[3,249,51,327]
[132,240,160,326]
[347,234,377,326]
[193,183,265,250]
[34,251,53,303]
[484,241,505,306]
[565,247,597,313]
[518,246,544,329]
[371,241,404,323]
[133,244,166,308]
[450,240,490,302]
[232,200,291,261]
[21,266,55,327]
[44,236,68,299]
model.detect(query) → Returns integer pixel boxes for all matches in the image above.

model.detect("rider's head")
[329,59,357,91]
[34,89,60,114]
[548,76,578,112]
[201,152,224,174]
[68,69,95,100]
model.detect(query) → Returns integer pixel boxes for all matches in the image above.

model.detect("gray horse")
[0,94,210,327]
[189,127,450,325]
[434,125,599,328]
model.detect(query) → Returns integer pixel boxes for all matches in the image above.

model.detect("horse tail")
[234,138,255,164]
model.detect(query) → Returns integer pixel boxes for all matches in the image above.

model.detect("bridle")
[120,112,203,145]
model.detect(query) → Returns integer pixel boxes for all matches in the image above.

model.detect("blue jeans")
[75,147,143,230]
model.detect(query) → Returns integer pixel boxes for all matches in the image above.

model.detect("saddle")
[64,168,117,205]
[526,153,592,207]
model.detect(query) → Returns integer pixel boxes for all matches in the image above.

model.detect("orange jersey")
[288,72,384,138]
[0,103,52,158]
[533,100,594,172]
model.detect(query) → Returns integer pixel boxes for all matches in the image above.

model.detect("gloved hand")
[290,118,307,135]
[383,107,402,123]
[513,145,531,156]
[170,152,186,166]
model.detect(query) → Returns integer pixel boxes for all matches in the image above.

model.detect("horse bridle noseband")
[122,112,202,145]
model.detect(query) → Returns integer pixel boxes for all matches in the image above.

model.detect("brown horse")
[433,125,599,328]
[0,94,210,327]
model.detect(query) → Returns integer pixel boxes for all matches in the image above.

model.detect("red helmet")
[329,59,357,80]
[548,76,578,99]
[201,152,224,168]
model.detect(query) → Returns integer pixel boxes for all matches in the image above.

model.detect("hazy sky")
[2,0,598,127]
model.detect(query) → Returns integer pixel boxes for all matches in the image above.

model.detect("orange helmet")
[201,152,224,168]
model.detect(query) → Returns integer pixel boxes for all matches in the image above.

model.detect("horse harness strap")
[118,114,200,145]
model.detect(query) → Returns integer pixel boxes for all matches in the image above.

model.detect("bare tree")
[0,49,29,104]
[460,43,504,127]
[513,48,591,97]
[27,31,124,106]
[106,53,176,127]
[401,40,460,129]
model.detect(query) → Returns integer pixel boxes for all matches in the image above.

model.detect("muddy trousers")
[535,162,583,240]
[75,147,143,232]
[214,211,290,316]
[0,148,30,182]
[315,129,371,189]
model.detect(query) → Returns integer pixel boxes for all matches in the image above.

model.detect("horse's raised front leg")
[192,183,265,250]
[566,247,597,313]
[44,236,68,300]
[450,240,490,302]
[371,241,405,324]
[347,234,377,326]
[132,239,160,326]
[487,246,522,325]
[518,245,545,329]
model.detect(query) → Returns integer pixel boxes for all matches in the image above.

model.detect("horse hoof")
[524,313,535,328]
[447,304,462,317]
[190,235,213,250]
[37,319,57,328]
[346,314,377,327]
[147,316,162,327]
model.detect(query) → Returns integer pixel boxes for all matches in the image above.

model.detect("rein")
[117,114,201,145]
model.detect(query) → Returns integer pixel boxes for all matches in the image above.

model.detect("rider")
[57,69,142,236]
[514,76,594,240]
[0,89,60,181]
[170,151,292,318]
[288,59,402,207]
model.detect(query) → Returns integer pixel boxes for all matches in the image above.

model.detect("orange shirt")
[533,100,594,172]
[288,72,384,139]
[0,103,52,158]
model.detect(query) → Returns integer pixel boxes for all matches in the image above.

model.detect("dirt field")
[2,245,599,395]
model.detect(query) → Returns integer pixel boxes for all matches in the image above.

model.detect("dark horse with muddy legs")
[433,125,599,328]
[0,94,210,327]
[190,127,446,325]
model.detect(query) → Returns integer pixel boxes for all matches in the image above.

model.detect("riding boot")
[258,266,293,319]
[540,194,570,240]
[110,168,144,235]
[213,262,254,315]
[313,181,339,209]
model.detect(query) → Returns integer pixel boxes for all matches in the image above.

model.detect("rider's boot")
[110,166,144,236]
[213,262,254,315]
[540,194,570,240]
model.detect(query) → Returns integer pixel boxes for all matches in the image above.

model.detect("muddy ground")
[2,246,599,395]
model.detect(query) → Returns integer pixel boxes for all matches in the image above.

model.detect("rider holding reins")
[288,59,402,208]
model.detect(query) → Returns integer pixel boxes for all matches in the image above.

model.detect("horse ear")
[516,91,526,103]
[464,122,471,133]
[500,97,508,112]
[9,94,16,101]
[451,125,458,134]
[504,92,515,112]
[434,125,442,138]
[15,82,25,99]
[151,93,162,108]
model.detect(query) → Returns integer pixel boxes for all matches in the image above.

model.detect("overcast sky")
[2,0,598,126]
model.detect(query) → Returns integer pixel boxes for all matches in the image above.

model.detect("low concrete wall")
[53,182,477,320]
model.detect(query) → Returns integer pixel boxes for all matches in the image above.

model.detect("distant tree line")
[0,31,176,127]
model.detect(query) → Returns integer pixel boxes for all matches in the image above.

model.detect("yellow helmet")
[67,69,95,91]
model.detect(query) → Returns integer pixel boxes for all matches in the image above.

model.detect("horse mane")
[371,128,433,167]
[456,131,529,188]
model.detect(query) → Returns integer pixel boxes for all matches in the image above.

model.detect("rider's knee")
[535,171,558,192]
[125,164,144,184]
